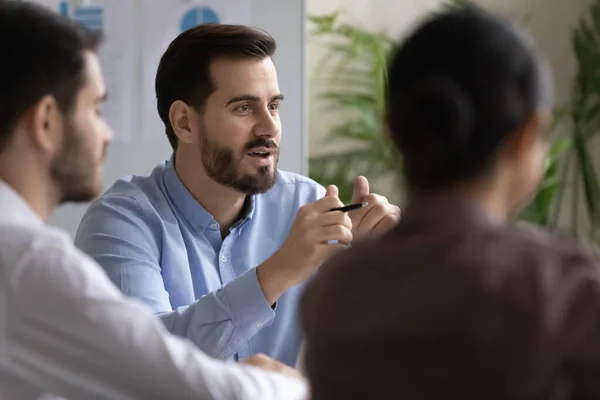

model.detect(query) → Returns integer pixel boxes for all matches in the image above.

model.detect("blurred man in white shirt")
[0,1,308,399]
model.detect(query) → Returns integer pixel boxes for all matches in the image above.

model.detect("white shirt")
[0,181,308,400]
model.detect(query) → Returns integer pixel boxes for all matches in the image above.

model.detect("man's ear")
[169,100,197,145]
[505,112,546,160]
[29,94,64,155]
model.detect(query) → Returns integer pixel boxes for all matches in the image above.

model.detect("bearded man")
[74,23,401,367]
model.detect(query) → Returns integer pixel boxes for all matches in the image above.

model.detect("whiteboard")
[48,0,307,237]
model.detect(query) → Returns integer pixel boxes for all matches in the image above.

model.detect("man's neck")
[0,156,57,222]
[174,155,247,234]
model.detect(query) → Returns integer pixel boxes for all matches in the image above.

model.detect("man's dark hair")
[0,1,102,153]
[155,24,277,151]
[386,5,552,190]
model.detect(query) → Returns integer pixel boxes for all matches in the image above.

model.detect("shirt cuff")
[223,267,276,336]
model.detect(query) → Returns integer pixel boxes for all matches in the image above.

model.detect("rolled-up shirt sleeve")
[75,195,275,360]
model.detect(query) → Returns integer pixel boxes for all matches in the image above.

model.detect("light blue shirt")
[74,158,325,366]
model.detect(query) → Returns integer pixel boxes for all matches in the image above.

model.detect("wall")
[306,0,591,204]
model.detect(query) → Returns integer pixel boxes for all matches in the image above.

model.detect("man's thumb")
[352,176,369,203]
[325,184,339,197]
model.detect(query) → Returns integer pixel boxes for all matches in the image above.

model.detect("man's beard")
[200,131,278,195]
[50,120,105,204]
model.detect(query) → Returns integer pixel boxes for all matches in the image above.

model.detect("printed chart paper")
[140,0,252,141]
[30,0,135,143]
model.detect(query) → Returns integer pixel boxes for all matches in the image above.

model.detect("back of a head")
[303,7,554,399]
[0,0,101,154]
[386,5,552,190]
[155,23,277,151]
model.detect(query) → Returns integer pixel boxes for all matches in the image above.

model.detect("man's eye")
[237,105,250,112]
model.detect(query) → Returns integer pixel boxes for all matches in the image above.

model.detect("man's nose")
[253,110,280,137]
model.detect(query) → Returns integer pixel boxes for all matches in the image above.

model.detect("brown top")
[301,194,600,400]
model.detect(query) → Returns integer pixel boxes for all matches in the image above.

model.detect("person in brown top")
[301,4,600,400]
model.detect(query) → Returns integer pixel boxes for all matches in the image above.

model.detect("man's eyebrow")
[226,93,285,106]
[226,95,259,105]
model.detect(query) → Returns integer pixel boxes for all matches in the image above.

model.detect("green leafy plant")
[307,12,399,203]
[518,135,570,226]
[550,0,600,240]
[307,6,568,220]
[308,0,600,242]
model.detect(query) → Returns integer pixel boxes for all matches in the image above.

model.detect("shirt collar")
[0,179,44,228]
[234,194,256,228]
[162,156,256,233]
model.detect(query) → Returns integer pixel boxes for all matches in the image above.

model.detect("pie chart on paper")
[180,7,220,32]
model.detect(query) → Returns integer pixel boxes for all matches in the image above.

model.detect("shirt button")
[256,321,264,328]
[221,255,227,262]
[210,223,218,230]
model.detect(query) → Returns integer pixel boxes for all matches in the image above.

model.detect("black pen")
[329,201,368,212]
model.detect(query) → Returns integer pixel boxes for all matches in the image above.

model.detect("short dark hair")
[0,1,102,153]
[386,5,552,190]
[155,24,277,151]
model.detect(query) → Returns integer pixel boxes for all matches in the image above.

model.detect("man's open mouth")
[247,147,274,158]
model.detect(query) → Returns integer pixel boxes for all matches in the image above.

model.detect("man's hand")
[348,176,401,241]
[256,185,352,304]
[241,353,304,381]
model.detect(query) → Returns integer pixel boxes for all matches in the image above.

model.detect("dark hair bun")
[385,5,548,189]
[388,76,474,177]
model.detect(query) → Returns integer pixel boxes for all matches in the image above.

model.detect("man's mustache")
[244,139,278,151]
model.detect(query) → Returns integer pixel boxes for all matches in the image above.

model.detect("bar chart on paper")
[180,6,220,31]
[140,0,251,141]
[59,1,103,30]
[51,0,136,145]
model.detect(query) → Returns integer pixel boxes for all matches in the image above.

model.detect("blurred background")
[307,0,600,244]
[42,0,600,246]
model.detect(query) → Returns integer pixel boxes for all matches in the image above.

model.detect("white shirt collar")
[0,179,44,228]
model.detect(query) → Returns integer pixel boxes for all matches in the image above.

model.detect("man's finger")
[325,184,339,198]
[351,176,369,203]
[350,194,393,231]
[354,203,401,239]
[312,195,344,213]
[241,354,304,380]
